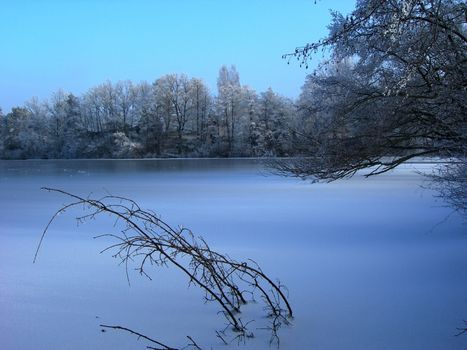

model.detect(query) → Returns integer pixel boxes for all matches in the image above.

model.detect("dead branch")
[36,187,293,348]
[100,324,178,350]
[455,320,467,337]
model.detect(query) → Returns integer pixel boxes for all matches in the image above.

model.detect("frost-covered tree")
[240,86,260,156]
[153,74,195,154]
[3,107,43,159]
[46,90,83,158]
[258,88,295,156]
[153,75,177,153]
[190,78,211,145]
[216,65,245,155]
[135,82,163,156]
[84,81,120,134]
[217,65,240,90]
[0,108,4,156]
[82,84,110,134]
[62,93,84,157]
[115,80,137,135]
[24,97,49,157]
[279,0,467,215]
[47,90,68,155]
[80,84,117,157]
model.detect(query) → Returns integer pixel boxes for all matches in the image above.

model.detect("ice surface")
[0,159,465,349]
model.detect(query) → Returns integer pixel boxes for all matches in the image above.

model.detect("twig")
[100,324,178,350]
[37,187,293,348]
[455,320,467,337]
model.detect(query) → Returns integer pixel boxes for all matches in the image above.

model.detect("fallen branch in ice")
[35,187,293,348]
[99,324,178,350]
[99,324,205,350]
[455,320,467,337]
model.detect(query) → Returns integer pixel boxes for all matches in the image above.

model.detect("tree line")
[0,65,300,159]
[1,0,464,219]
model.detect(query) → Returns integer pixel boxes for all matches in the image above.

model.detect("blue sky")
[0,0,356,113]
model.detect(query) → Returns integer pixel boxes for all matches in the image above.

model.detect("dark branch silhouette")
[35,187,293,348]
[277,0,466,217]
[100,324,178,350]
[455,320,467,337]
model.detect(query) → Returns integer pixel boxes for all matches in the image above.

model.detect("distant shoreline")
[0,156,462,164]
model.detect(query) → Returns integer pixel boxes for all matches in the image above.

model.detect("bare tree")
[216,65,244,155]
[278,0,466,215]
[190,78,211,145]
[115,80,137,136]
[427,161,467,219]
[35,188,293,349]
[153,74,195,154]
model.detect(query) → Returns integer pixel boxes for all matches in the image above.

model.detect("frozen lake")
[0,159,466,350]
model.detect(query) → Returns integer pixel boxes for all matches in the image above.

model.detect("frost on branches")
[279,0,466,216]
